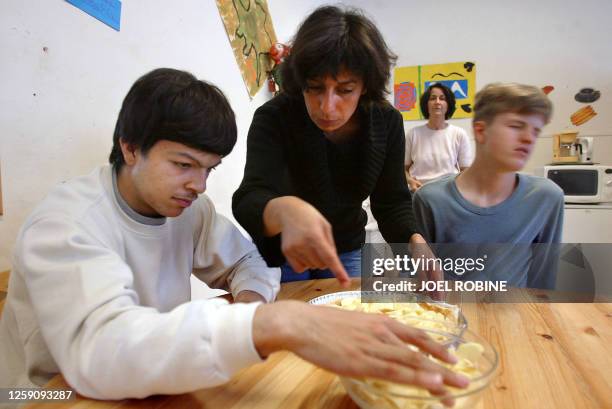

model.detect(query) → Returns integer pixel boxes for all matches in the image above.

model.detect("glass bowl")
[308,291,467,336]
[339,328,498,409]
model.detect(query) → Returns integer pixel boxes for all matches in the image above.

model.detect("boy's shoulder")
[414,175,456,202]
[520,174,564,200]
[26,166,111,225]
[414,174,564,210]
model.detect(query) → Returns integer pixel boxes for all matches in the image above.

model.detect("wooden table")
[26,279,612,409]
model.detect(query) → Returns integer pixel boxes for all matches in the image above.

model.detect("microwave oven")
[536,165,612,203]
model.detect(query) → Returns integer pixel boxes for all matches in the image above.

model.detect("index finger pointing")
[317,242,350,287]
[320,225,351,287]
[327,253,351,287]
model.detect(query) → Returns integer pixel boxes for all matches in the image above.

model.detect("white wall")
[0,0,322,271]
[1,0,611,271]
[356,0,612,174]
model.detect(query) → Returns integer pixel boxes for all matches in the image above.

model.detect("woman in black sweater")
[233,6,436,284]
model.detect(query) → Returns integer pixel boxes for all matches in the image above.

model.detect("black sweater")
[232,94,417,266]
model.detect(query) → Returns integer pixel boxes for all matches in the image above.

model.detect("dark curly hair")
[280,5,397,105]
[420,83,456,120]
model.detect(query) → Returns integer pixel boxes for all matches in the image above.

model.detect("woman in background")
[405,83,473,191]
[233,6,440,283]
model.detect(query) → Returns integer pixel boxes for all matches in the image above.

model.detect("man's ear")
[119,138,138,166]
[473,121,487,145]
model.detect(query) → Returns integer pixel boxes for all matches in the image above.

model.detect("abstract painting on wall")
[216,0,278,98]
[394,61,476,121]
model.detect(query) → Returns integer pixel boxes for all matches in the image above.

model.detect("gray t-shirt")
[413,174,564,288]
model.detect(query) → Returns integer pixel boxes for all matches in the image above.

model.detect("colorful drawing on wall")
[216,0,278,98]
[575,87,601,103]
[571,105,597,126]
[542,85,555,95]
[65,0,122,31]
[394,61,476,121]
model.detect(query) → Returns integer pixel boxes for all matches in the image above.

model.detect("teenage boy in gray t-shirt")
[413,83,564,289]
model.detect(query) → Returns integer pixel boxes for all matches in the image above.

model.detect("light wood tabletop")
[25,278,612,409]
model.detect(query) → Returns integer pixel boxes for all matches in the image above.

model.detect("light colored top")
[405,123,473,184]
[0,165,280,401]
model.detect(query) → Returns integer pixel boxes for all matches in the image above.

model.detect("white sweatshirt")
[0,165,280,401]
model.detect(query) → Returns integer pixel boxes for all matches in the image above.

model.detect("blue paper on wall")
[66,0,121,31]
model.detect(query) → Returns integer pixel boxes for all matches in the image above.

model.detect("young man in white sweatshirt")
[0,68,467,404]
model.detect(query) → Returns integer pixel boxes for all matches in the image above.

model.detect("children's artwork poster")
[216,0,277,98]
[65,0,122,31]
[394,61,476,121]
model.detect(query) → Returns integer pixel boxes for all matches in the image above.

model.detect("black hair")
[280,5,397,105]
[420,83,456,120]
[109,68,237,169]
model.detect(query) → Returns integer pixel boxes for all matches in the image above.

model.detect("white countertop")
[565,203,612,209]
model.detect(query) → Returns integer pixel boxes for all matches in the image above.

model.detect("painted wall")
[360,0,612,174]
[1,0,611,271]
[0,0,321,270]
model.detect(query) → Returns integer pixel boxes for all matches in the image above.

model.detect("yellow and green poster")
[217,0,277,98]
[394,61,476,121]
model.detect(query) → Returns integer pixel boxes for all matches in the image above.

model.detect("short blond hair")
[473,83,553,124]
